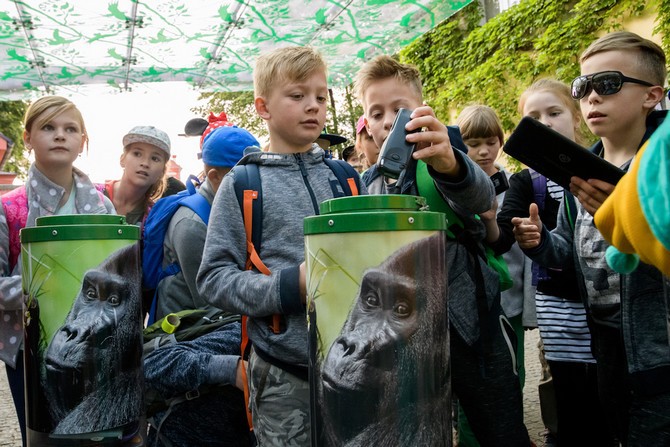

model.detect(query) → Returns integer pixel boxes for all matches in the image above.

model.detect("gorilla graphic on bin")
[310,233,450,447]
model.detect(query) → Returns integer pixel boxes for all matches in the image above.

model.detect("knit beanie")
[594,116,670,276]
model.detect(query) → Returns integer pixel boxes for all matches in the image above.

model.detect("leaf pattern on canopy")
[0,0,473,100]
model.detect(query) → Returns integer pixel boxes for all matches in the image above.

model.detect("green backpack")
[143,308,240,357]
[415,160,513,291]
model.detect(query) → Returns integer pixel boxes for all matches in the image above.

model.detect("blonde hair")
[24,96,89,150]
[354,55,423,105]
[518,78,585,144]
[581,31,666,86]
[456,105,504,144]
[253,46,327,98]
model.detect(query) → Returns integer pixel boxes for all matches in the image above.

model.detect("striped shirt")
[536,180,594,363]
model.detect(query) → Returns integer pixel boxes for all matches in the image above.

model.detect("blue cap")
[200,126,259,168]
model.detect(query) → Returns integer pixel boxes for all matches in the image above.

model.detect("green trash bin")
[304,195,451,447]
[20,215,142,446]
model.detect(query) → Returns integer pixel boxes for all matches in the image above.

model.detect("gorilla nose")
[336,339,356,357]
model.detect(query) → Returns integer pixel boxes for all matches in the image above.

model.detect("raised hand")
[512,203,543,249]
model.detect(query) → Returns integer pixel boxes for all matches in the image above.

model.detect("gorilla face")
[316,233,448,446]
[321,268,418,393]
[43,245,142,424]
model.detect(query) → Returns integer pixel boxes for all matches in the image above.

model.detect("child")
[196,45,366,446]
[0,96,115,446]
[156,115,258,318]
[490,80,615,446]
[355,114,377,173]
[513,32,670,445]
[144,116,259,447]
[340,144,364,173]
[355,55,531,446]
[103,125,170,225]
[455,104,532,446]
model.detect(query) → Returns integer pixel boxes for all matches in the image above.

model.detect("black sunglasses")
[571,70,654,100]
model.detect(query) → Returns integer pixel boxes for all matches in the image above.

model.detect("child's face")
[363,77,422,150]
[121,143,167,191]
[25,107,84,172]
[259,70,328,153]
[356,128,379,165]
[522,90,578,142]
[578,50,656,140]
[463,136,501,176]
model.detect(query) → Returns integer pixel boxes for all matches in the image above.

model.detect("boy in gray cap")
[143,119,259,447]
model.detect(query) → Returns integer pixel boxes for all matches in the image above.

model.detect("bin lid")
[21,214,140,243]
[319,194,427,215]
[35,214,128,226]
[305,195,446,235]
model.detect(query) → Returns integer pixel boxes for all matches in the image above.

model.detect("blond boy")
[356,55,532,446]
[197,46,365,446]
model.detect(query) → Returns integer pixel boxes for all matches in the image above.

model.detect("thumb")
[528,203,543,233]
[528,203,540,223]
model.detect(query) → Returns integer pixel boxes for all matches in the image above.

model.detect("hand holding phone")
[377,108,418,179]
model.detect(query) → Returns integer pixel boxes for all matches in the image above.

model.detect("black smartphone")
[490,171,509,195]
[377,108,419,179]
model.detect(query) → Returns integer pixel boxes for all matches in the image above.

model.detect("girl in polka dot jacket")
[0,96,114,446]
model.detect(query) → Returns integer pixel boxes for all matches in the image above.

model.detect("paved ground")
[0,330,546,446]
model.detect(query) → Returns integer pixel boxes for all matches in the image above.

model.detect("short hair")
[456,105,504,144]
[341,144,356,161]
[518,78,585,145]
[253,46,327,98]
[354,55,423,105]
[24,96,89,149]
[581,31,667,86]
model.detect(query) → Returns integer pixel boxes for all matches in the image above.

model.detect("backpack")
[1,186,29,271]
[2,185,110,271]
[528,169,577,285]
[142,307,243,442]
[142,176,211,325]
[230,157,361,433]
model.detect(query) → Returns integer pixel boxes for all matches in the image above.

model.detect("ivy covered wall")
[400,0,664,145]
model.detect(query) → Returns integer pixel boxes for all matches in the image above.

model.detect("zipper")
[295,153,320,214]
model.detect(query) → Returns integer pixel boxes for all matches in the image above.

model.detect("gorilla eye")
[394,302,412,318]
[85,288,97,301]
[108,295,120,306]
[363,293,380,308]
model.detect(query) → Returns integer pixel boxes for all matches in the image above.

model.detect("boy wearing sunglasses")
[513,31,670,445]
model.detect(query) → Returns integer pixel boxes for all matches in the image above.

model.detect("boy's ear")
[255,96,270,120]
[644,85,665,110]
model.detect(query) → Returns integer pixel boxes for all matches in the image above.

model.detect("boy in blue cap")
[143,116,259,446]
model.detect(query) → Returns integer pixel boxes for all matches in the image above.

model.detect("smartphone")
[377,108,419,179]
[490,171,509,195]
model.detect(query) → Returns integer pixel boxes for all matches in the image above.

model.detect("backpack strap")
[416,160,512,290]
[1,186,28,271]
[231,163,273,435]
[529,170,548,286]
[415,160,463,238]
[564,190,578,232]
[529,169,547,212]
[324,158,360,196]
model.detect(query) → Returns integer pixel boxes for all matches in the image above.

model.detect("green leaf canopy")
[0,0,474,100]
